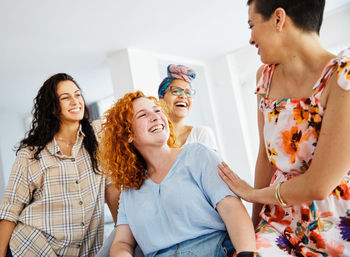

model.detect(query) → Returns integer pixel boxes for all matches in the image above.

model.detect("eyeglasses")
[168,86,196,97]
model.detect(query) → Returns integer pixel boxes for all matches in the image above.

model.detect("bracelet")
[236,252,262,257]
[275,182,287,207]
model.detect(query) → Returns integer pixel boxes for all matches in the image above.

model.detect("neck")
[171,116,185,131]
[56,121,80,142]
[137,144,176,175]
[278,32,334,78]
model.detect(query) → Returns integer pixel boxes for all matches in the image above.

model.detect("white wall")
[0,148,4,201]
[0,110,26,194]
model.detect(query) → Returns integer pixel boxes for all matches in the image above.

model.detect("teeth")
[151,125,163,132]
[70,108,80,112]
[175,102,187,107]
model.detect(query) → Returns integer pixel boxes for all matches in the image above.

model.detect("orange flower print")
[281,126,308,164]
[309,231,326,249]
[305,252,319,257]
[326,240,345,257]
[266,142,278,167]
[256,236,272,250]
[293,108,309,124]
[331,182,350,200]
[268,107,280,124]
[338,61,350,80]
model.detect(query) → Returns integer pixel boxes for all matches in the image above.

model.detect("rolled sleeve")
[116,190,128,226]
[0,153,31,223]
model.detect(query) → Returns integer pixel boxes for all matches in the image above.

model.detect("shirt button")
[79,200,83,205]
[75,180,79,184]
[81,222,84,226]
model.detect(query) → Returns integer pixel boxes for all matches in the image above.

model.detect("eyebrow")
[58,89,81,97]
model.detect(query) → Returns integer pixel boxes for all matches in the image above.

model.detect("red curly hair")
[98,91,177,190]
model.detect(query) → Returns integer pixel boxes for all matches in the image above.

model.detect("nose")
[249,37,255,46]
[71,96,80,105]
[149,112,159,121]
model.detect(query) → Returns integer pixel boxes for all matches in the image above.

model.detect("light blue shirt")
[117,143,238,257]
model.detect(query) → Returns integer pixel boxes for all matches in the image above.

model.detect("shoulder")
[183,142,217,161]
[191,125,214,135]
[16,147,35,159]
[183,142,209,154]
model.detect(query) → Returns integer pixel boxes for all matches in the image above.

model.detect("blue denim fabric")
[155,231,235,257]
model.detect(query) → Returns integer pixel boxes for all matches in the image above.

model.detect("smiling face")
[162,79,193,121]
[129,97,170,150]
[248,3,281,64]
[56,80,85,123]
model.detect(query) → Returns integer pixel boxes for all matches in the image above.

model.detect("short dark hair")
[247,0,325,34]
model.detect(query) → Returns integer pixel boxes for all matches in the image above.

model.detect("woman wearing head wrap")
[158,64,218,150]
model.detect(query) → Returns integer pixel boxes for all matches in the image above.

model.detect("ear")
[273,8,286,32]
[128,136,134,144]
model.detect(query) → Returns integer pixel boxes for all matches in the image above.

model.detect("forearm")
[110,241,133,257]
[0,220,16,257]
[105,185,121,223]
[251,172,317,206]
[217,197,256,253]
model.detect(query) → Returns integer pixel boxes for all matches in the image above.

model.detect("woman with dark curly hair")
[98,91,260,257]
[0,73,118,257]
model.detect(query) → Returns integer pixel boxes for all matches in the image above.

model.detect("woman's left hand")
[218,162,254,202]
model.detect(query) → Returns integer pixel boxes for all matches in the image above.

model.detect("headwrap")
[158,64,196,98]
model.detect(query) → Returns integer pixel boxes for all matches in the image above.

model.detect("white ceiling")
[1,0,350,114]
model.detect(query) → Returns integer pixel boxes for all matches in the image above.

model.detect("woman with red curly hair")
[98,91,260,257]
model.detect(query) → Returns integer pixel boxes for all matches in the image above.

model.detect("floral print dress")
[255,48,350,257]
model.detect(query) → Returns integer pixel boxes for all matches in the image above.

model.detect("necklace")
[55,137,75,148]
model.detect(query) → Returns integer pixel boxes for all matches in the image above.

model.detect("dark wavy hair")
[247,0,325,34]
[16,73,99,171]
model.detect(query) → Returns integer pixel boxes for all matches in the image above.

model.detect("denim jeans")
[155,231,235,257]
[96,229,234,257]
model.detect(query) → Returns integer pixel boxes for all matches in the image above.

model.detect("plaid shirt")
[0,129,105,257]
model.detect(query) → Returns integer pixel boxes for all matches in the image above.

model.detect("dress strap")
[313,47,350,100]
[255,64,275,98]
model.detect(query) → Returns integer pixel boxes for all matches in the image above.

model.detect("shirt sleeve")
[196,126,218,151]
[0,152,32,223]
[195,144,239,208]
[116,190,128,226]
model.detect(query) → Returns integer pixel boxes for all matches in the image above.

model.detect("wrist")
[247,187,257,203]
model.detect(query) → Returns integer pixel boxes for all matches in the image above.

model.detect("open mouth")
[175,102,188,108]
[69,107,81,113]
[149,124,164,133]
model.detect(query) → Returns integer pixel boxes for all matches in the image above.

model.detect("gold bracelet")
[275,182,287,207]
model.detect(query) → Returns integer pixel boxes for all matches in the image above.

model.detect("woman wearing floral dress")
[219,0,350,256]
